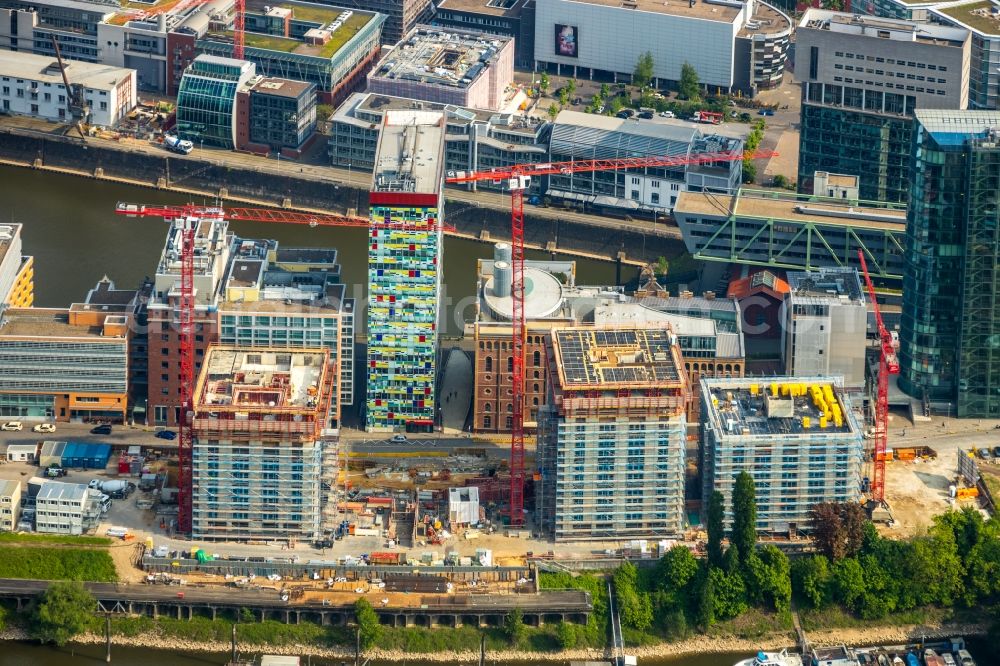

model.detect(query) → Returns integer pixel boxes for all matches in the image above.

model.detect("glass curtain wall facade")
[176,56,256,148]
[901,110,1000,415]
[366,204,441,431]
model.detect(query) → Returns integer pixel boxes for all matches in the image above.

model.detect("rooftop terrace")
[936,1,1000,35]
[703,379,860,439]
[372,27,511,90]
[196,347,329,410]
[209,3,374,58]
[436,0,532,17]
[787,267,865,303]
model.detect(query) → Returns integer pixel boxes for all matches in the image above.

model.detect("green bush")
[0,546,116,581]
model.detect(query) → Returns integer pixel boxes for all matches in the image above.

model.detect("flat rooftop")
[196,347,329,410]
[372,110,446,194]
[673,189,907,230]
[37,482,89,502]
[0,309,110,339]
[787,267,865,304]
[275,247,339,265]
[800,8,967,44]
[437,0,531,17]
[561,0,743,23]
[337,92,545,137]
[0,479,20,497]
[220,281,348,314]
[251,77,314,98]
[0,50,133,90]
[703,378,860,438]
[738,0,791,38]
[551,326,683,390]
[935,1,1000,35]
[372,27,511,90]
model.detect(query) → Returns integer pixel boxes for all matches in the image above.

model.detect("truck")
[691,110,723,125]
[164,134,193,155]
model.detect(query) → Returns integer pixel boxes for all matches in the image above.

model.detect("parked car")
[637,111,654,119]
[727,99,738,107]
[390,434,408,444]
[1,421,23,432]
[595,105,605,113]
[616,109,635,119]
[32,423,56,433]
[90,424,112,435]
[45,466,67,478]
[758,108,775,116]
[978,448,992,461]
[572,97,582,106]
[154,430,177,440]
[658,110,675,119]
[993,446,1000,458]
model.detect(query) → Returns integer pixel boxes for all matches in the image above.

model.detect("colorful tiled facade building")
[365,110,446,432]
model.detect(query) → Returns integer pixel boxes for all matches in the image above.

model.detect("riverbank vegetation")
[6,472,1000,654]
[0,545,116,581]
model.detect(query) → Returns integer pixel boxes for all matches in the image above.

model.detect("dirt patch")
[108,543,146,583]
[881,455,956,538]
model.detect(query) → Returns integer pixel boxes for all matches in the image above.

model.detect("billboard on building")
[554,24,578,57]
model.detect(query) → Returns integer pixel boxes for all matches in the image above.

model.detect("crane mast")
[858,249,898,504]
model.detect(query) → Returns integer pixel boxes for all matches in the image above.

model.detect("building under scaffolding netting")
[536,325,691,541]
[197,0,386,103]
[701,376,864,535]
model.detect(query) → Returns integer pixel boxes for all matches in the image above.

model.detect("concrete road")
[0,423,175,450]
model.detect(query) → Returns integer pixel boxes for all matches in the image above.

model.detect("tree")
[547,103,561,120]
[792,554,832,609]
[772,174,788,189]
[557,620,576,649]
[695,572,715,631]
[614,562,653,631]
[706,490,725,568]
[656,545,699,594]
[731,471,757,566]
[709,566,747,620]
[655,256,670,278]
[832,557,866,613]
[810,502,868,560]
[600,83,611,98]
[505,608,526,646]
[566,79,577,97]
[354,598,382,651]
[821,0,845,9]
[679,62,700,100]
[32,581,94,646]
[538,72,550,94]
[633,52,655,90]
[754,545,792,613]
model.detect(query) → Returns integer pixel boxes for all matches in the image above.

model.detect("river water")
[0,164,622,335]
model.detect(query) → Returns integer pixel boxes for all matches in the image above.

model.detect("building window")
[533,351,541,366]
[485,356,493,372]
[809,46,819,80]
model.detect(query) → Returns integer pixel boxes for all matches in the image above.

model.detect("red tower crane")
[114,201,417,534]
[233,0,245,60]
[445,148,776,525]
[858,249,898,504]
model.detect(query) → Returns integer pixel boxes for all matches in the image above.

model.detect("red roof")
[727,270,790,301]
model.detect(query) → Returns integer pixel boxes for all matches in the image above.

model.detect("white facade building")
[0,50,136,126]
[782,268,868,390]
[533,0,791,92]
[0,480,21,532]
[35,481,103,535]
